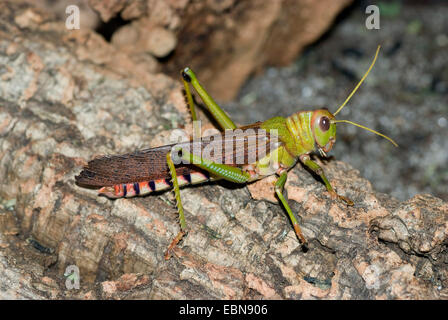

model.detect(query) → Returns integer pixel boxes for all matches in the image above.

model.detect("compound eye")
[319,116,330,131]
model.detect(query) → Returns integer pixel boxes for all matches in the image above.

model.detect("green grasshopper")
[76,46,397,259]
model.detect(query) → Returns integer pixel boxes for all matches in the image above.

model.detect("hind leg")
[164,147,250,259]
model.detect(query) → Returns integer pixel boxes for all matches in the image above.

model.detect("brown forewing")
[75,127,279,187]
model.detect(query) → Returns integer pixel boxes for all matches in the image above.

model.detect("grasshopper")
[76,46,397,259]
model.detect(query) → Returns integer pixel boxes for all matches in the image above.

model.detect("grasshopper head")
[310,46,397,157]
[311,109,336,156]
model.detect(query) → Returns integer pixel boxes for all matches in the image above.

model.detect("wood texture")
[0,1,446,300]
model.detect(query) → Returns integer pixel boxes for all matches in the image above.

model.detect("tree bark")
[0,2,446,299]
[29,0,353,101]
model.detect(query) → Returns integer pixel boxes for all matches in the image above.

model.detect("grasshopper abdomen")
[97,171,211,198]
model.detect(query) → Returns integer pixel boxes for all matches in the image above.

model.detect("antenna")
[331,46,398,147]
[331,119,398,147]
[334,45,381,116]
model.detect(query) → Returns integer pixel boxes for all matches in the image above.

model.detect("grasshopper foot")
[293,224,309,251]
[164,230,187,260]
[301,242,309,253]
[329,190,354,206]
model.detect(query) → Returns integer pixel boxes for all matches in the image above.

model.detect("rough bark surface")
[0,2,447,300]
[31,0,353,101]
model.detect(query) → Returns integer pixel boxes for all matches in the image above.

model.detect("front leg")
[299,154,354,206]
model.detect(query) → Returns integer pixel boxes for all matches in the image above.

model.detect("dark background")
[223,0,448,201]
